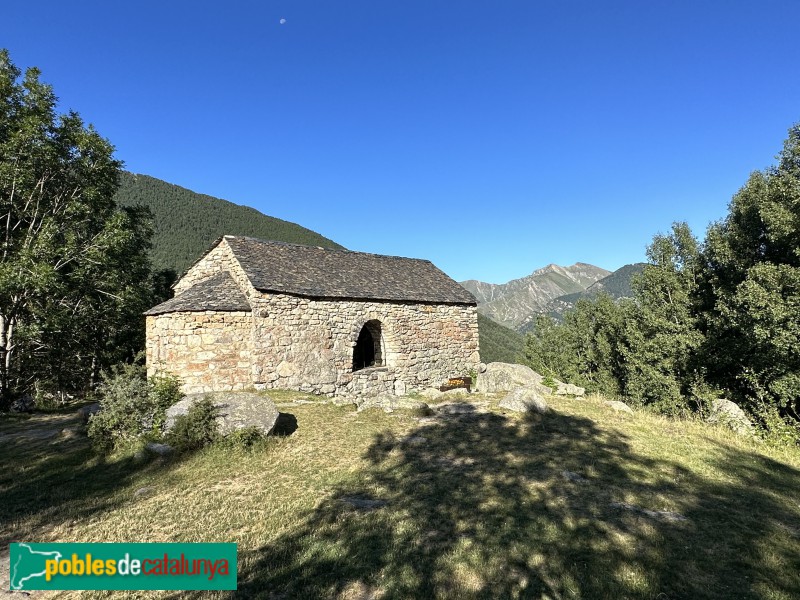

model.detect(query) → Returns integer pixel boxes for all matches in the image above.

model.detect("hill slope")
[477,314,525,364]
[115,172,343,274]
[461,263,610,330]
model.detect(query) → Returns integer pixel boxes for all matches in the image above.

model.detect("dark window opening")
[353,320,383,371]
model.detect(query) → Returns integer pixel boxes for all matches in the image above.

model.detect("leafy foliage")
[525,125,800,433]
[0,50,154,408]
[166,397,219,452]
[87,363,183,452]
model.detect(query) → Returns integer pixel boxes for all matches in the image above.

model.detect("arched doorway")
[352,320,384,371]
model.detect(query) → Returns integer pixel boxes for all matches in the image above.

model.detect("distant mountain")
[114,172,343,275]
[461,263,610,330]
[535,263,646,326]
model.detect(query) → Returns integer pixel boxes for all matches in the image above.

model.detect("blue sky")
[4,1,800,283]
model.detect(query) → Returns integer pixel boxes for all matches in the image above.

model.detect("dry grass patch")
[2,392,799,599]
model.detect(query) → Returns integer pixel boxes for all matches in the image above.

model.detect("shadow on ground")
[0,413,179,548]
[216,407,800,599]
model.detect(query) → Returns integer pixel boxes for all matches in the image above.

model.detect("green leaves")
[0,49,153,407]
[524,124,800,431]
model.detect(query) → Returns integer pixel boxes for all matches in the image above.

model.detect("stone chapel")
[145,236,480,397]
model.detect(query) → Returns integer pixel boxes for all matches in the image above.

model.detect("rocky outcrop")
[498,387,548,413]
[165,391,279,437]
[460,263,610,330]
[707,399,753,435]
[604,400,633,414]
[476,362,548,394]
[555,382,585,397]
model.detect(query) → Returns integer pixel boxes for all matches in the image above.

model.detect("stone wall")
[146,311,253,394]
[249,292,480,397]
[173,238,253,297]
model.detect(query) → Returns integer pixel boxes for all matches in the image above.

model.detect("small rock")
[61,427,80,440]
[133,486,155,498]
[610,502,687,522]
[340,496,388,511]
[478,362,487,373]
[604,400,633,414]
[145,442,174,456]
[357,396,431,414]
[436,402,476,415]
[419,388,444,401]
[707,399,753,435]
[561,470,588,484]
[440,388,470,399]
[10,394,34,413]
[77,402,101,422]
[402,435,428,446]
[555,382,585,397]
[499,387,548,414]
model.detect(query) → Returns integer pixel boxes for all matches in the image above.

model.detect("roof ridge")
[224,235,432,264]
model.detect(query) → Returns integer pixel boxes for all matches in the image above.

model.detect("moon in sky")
[279,18,286,25]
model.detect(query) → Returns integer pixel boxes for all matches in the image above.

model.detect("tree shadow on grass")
[0,414,186,548]
[194,407,799,598]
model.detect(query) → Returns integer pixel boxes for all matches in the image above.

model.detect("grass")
[2,393,800,598]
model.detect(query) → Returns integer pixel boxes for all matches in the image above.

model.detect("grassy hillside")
[115,172,343,274]
[4,394,799,598]
[478,313,525,364]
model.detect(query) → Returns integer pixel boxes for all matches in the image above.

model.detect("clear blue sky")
[4,1,800,283]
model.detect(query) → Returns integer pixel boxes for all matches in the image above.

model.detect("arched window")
[353,320,384,371]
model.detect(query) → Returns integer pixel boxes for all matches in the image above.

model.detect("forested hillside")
[477,314,525,364]
[115,172,343,274]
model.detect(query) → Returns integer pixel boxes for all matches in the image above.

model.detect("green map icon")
[9,543,63,590]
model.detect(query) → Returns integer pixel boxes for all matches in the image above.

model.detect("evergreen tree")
[0,50,152,407]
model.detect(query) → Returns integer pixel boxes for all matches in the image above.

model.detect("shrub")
[87,364,182,452]
[219,426,265,450]
[167,397,219,452]
[541,375,558,392]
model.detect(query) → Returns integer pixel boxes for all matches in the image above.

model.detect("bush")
[87,363,182,452]
[167,397,219,452]
[219,426,265,450]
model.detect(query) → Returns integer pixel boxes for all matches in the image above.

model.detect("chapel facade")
[145,236,480,397]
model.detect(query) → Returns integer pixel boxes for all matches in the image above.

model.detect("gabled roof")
[222,236,476,305]
[145,271,250,316]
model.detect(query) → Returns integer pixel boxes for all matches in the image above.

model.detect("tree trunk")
[0,314,12,410]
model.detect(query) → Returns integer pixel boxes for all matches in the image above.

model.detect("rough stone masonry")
[145,236,480,398]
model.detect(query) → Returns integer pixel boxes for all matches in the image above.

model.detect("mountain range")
[463,262,645,333]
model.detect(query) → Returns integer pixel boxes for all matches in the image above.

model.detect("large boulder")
[476,362,550,394]
[707,399,753,435]
[165,392,279,437]
[498,387,548,414]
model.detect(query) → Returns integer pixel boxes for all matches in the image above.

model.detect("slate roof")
[224,236,476,304]
[145,271,251,316]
